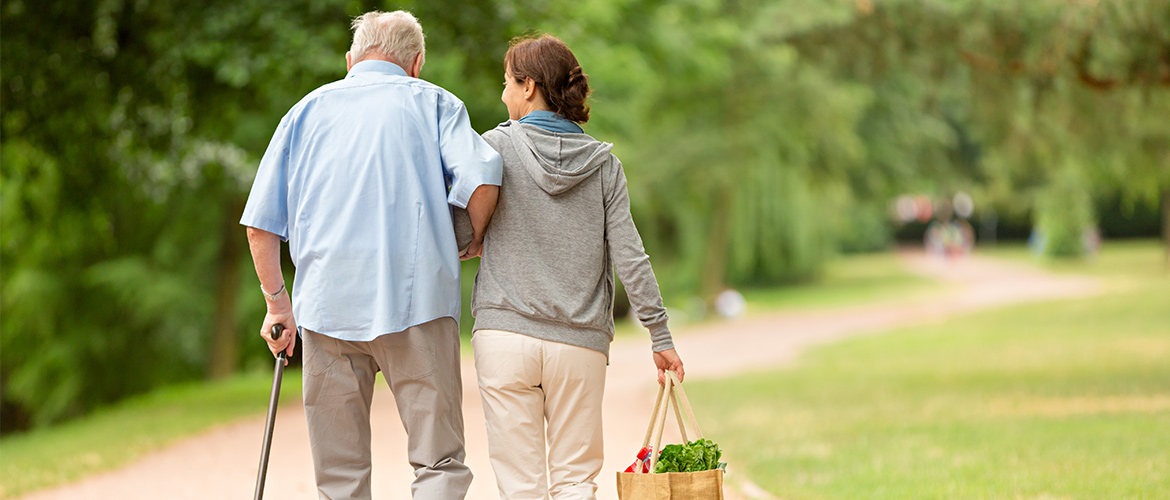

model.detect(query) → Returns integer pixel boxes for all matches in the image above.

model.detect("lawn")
[0,367,304,498]
[687,241,1170,499]
[614,251,940,337]
[738,251,941,312]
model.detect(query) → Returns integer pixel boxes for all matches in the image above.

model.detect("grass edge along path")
[0,369,304,499]
[687,241,1169,499]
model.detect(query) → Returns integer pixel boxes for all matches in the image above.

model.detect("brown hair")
[505,33,591,123]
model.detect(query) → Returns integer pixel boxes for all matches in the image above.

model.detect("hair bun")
[506,34,591,123]
[568,65,584,83]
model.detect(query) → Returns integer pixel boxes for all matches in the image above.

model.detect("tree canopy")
[2,0,1167,431]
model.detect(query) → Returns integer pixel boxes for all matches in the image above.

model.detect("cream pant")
[472,329,608,500]
[302,318,471,500]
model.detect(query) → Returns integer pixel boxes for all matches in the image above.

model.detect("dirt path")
[19,251,1097,500]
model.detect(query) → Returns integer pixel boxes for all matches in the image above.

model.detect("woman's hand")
[653,348,684,385]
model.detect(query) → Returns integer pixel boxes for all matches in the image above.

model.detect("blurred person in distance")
[715,289,747,318]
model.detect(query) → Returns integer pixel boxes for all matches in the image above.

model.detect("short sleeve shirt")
[240,60,502,340]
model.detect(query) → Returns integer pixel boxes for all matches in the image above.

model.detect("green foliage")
[783,0,1170,245]
[1,0,349,429]
[1034,167,1096,257]
[831,201,895,253]
[588,0,869,293]
[3,0,1167,432]
[653,438,728,473]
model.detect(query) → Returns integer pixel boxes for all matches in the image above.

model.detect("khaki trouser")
[302,318,471,500]
[472,329,607,500]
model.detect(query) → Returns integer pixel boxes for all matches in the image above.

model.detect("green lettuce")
[653,438,728,473]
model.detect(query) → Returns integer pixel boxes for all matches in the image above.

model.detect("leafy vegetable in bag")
[653,438,728,473]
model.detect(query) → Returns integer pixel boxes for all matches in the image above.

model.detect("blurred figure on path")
[469,34,685,500]
[926,219,974,260]
[240,11,502,499]
[925,194,976,260]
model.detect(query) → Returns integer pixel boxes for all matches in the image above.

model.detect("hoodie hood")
[500,120,613,195]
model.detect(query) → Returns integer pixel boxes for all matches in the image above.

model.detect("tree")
[4,0,1165,432]
[0,0,555,431]
[777,0,1170,258]
[2,0,353,428]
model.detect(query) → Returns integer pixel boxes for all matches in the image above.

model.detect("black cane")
[254,324,287,500]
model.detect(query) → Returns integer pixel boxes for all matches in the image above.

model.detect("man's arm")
[246,226,297,362]
[460,184,499,260]
[437,98,503,259]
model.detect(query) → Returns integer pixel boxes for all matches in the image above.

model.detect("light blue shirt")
[240,60,503,341]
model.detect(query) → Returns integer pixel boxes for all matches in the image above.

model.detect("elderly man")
[240,10,502,500]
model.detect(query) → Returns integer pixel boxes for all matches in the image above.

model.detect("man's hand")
[457,185,497,261]
[452,206,474,255]
[247,226,296,365]
[462,184,498,261]
[460,236,484,261]
[653,348,684,385]
[261,294,297,365]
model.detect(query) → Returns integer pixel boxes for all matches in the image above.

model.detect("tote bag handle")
[638,370,704,474]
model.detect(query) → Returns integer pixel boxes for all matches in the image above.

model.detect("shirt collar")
[346,60,409,78]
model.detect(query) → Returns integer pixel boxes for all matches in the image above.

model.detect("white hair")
[350,11,425,67]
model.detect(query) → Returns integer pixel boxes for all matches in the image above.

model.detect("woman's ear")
[523,78,538,100]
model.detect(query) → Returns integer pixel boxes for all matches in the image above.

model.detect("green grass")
[739,252,940,312]
[0,368,303,498]
[610,251,939,339]
[979,239,1167,278]
[688,241,1170,499]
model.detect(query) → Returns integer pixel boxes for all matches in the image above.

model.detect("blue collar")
[518,110,584,134]
[346,60,408,78]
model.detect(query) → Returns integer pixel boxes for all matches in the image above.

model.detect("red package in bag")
[623,446,652,473]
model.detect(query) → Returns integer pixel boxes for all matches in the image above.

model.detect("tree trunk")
[209,197,246,379]
[1163,188,1170,267]
[701,190,731,300]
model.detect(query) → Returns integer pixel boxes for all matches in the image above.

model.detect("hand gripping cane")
[253,324,286,500]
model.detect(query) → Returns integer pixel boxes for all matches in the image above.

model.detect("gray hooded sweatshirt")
[470,121,673,357]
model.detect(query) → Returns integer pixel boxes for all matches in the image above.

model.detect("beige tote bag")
[616,371,725,499]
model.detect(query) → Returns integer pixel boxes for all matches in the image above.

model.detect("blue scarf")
[518,110,583,134]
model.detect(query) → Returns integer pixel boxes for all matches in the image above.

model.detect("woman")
[470,34,685,499]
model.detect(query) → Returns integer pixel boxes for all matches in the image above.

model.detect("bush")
[1034,169,1095,258]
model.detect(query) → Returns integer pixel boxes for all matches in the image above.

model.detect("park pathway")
[19,251,1097,500]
